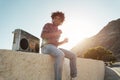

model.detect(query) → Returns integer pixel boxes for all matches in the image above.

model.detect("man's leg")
[41,44,64,80]
[59,48,77,78]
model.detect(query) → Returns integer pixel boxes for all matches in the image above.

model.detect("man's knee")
[70,53,76,60]
[55,51,65,59]
[58,53,65,58]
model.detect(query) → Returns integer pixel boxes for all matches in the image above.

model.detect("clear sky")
[0,0,120,50]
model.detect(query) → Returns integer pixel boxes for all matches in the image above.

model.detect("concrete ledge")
[0,49,105,80]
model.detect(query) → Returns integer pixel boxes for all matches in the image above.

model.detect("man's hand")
[58,38,68,46]
[63,38,68,43]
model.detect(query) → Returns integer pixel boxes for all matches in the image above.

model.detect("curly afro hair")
[51,11,65,22]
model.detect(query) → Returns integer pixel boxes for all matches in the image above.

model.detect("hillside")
[71,18,120,61]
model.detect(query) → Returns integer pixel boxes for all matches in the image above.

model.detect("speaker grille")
[20,38,29,50]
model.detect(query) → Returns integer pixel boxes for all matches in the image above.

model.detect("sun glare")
[59,25,85,49]
[59,14,98,49]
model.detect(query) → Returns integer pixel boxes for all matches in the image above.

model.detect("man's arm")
[57,38,68,46]
[41,30,61,39]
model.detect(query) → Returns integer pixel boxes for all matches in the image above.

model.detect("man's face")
[52,16,63,26]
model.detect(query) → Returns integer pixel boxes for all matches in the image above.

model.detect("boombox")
[12,29,40,53]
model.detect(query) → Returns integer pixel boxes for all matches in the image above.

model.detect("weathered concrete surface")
[0,49,105,80]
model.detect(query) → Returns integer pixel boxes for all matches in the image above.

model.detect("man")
[41,11,77,80]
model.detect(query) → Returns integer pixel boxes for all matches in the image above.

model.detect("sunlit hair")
[51,11,65,22]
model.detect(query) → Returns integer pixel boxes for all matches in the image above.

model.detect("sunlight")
[59,13,98,49]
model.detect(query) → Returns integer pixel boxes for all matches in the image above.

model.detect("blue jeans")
[41,44,77,80]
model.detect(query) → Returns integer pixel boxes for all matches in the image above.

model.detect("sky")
[0,0,120,50]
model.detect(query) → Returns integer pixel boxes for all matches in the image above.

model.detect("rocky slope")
[71,18,120,60]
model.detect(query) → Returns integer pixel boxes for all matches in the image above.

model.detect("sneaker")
[71,77,77,80]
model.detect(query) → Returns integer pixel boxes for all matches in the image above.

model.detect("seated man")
[40,11,77,80]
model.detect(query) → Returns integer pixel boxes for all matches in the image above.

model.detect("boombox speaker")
[12,29,40,53]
